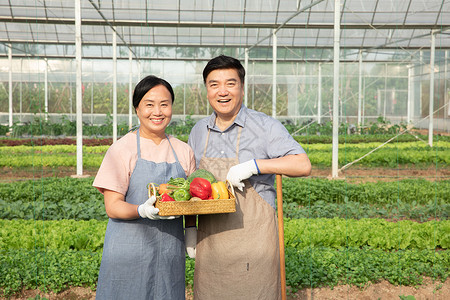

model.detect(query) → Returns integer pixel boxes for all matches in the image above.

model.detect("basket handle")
[147,182,157,199]
[225,180,235,200]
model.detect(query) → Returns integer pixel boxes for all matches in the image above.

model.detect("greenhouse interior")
[0,0,449,299]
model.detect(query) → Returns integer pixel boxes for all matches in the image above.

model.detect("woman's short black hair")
[132,75,175,109]
[202,55,245,85]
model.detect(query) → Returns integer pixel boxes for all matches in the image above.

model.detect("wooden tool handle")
[276,174,287,300]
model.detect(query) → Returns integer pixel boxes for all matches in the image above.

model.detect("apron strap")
[136,128,142,159]
[137,129,179,165]
[166,134,182,165]
[202,126,243,161]
[235,126,242,160]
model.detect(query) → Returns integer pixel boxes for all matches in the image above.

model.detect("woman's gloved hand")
[185,227,197,258]
[138,196,177,220]
[226,159,259,191]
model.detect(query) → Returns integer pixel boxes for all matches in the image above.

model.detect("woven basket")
[149,181,236,216]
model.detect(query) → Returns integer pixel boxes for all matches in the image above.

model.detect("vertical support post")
[183,63,186,118]
[8,44,13,129]
[91,61,94,125]
[20,59,23,123]
[75,0,83,176]
[318,63,322,124]
[407,65,412,123]
[252,61,255,110]
[428,30,436,147]
[272,29,277,118]
[358,50,362,127]
[44,58,48,121]
[331,0,340,178]
[445,51,448,133]
[113,28,118,142]
[245,48,249,107]
[129,48,133,130]
[384,63,388,119]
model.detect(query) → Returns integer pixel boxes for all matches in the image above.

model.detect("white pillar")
[128,48,133,130]
[183,63,186,118]
[8,44,13,129]
[113,28,118,142]
[245,48,249,107]
[331,0,340,178]
[44,58,48,121]
[20,59,23,122]
[445,51,448,133]
[428,30,436,147]
[384,63,387,119]
[358,50,362,127]
[318,63,322,124]
[407,65,412,123]
[75,0,83,176]
[272,30,277,118]
[91,61,94,124]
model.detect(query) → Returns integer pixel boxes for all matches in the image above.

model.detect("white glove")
[185,227,197,259]
[226,159,259,192]
[137,196,176,220]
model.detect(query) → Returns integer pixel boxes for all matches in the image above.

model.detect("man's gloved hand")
[226,159,259,192]
[137,196,177,220]
[185,227,197,259]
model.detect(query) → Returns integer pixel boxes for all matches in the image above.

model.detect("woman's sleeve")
[92,144,131,195]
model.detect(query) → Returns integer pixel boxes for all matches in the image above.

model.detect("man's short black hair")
[203,55,245,85]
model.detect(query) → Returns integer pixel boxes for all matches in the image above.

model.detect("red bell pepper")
[160,193,175,202]
[189,177,212,200]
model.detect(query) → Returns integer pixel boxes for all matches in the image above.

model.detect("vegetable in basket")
[189,177,212,200]
[167,177,190,191]
[173,189,191,201]
[187,169,216,184]
[211,181,229,199]
[161,193,175,202]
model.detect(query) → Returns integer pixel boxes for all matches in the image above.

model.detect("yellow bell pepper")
[211,181,229,199]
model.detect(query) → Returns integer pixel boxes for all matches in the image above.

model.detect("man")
[185,55,311,299]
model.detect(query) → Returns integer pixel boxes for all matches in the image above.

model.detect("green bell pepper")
[173,188,191,201]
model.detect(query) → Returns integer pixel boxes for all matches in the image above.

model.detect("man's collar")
[206,104,247,131]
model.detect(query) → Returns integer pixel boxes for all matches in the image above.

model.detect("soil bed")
[5,278,449,300]
[1,164,448,299]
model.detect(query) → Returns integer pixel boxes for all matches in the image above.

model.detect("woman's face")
[135,84,173,139]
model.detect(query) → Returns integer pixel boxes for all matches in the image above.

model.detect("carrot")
[158,183,169,195]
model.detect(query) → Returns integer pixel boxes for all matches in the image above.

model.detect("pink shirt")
[93,132,196,195]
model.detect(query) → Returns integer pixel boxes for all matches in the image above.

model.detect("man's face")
[205,68,244,120]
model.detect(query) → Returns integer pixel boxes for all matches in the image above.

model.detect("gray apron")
[193,127,281,300]
[96,129,186,300]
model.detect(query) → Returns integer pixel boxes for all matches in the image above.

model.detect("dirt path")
[6,278,449,300]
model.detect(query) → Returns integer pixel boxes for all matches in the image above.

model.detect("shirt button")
[221,133,225,136]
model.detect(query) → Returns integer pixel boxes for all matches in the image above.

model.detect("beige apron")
[193,127,281,300]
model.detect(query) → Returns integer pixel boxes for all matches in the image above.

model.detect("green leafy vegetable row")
[285,246,449,291]
[1,247,448,297]
[282,178,450,206]
[1,218,448,252]
[1,178,449,220]
[284,218,449,250]
[283,200,449,222]
[0,140,448,167]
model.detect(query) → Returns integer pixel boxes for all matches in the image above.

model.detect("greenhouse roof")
[0,0,449,61]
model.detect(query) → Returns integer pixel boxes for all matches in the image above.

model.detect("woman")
[93,75,196,300]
